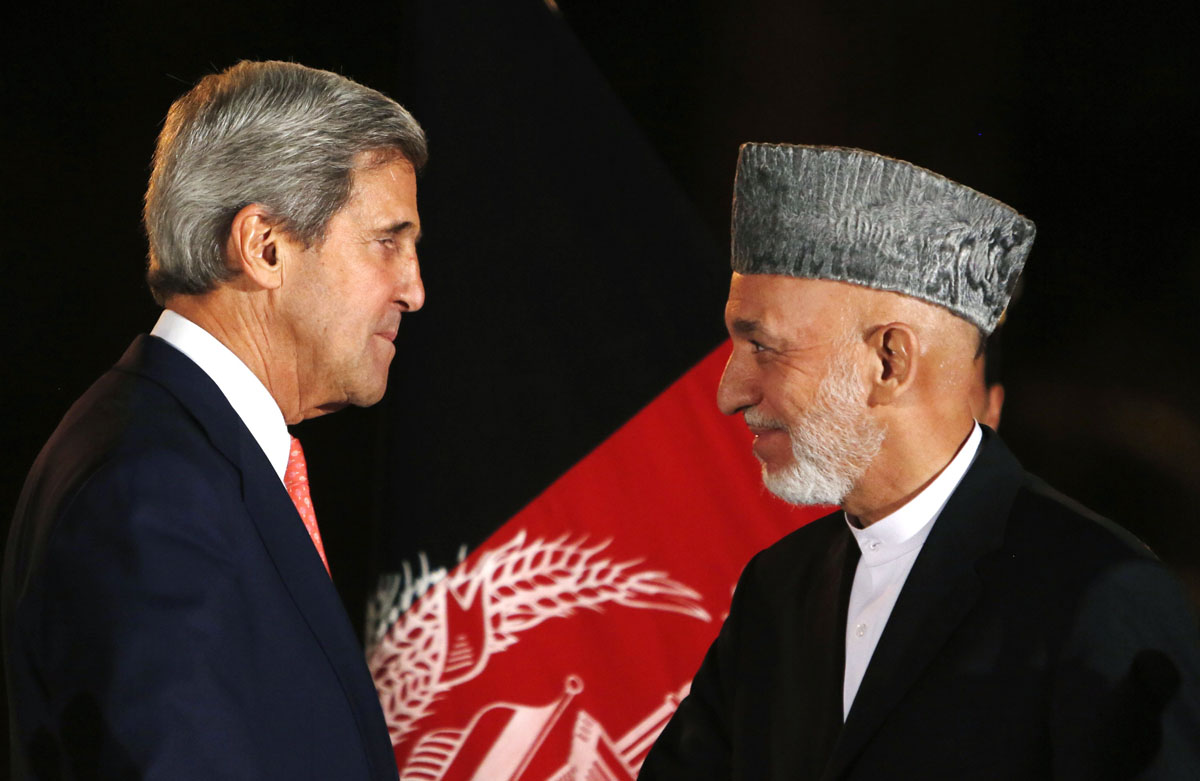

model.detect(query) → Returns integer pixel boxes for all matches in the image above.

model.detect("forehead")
[725,273,857,340]
[340,158,419,220]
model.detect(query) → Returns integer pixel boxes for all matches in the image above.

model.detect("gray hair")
[144,60,427,304]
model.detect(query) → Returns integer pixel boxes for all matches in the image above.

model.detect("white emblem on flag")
[370,530,710,745]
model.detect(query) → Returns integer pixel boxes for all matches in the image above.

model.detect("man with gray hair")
[641,145,1200,779]
[3,61,425,779]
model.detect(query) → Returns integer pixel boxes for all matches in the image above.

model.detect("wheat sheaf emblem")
[368,530,711,744]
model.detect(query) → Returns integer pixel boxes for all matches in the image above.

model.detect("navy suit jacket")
[640,428,1200,780]
[3,335,399,779]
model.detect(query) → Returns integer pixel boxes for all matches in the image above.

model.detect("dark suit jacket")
[641,428,1200,780]
[3,336,399,780]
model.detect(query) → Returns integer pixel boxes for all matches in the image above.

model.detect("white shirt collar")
[150,309,291,482]
[846,422,982,566]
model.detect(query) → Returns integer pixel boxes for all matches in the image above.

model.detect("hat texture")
[731,144,1035,332]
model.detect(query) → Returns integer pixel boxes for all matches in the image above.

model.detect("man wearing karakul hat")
[640,145,1200,779]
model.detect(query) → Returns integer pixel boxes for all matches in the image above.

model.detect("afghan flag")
[366,2,827,777]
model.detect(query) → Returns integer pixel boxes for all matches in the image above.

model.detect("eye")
[378,237,396,248]
[750,340,768,353]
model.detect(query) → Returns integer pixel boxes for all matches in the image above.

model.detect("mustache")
[744,409,788,431]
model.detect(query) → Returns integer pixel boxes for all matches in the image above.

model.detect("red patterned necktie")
[284,436,330,576]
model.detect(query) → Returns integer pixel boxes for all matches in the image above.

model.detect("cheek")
[331,268,380,320]
[764,374,818,425]
[359,267,396,309]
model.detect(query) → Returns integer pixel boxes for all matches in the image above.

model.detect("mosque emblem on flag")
[398,676,690,781]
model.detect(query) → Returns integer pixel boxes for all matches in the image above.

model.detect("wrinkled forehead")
[725,273,864,341]
[725,272,969,346]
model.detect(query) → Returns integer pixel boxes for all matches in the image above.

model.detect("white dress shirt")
[150,309,291,482]
[842,422,982,718]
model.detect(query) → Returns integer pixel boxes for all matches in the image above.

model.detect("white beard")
[749,347,885,506]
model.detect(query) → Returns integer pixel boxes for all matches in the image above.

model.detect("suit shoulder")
[994,474,1195,636]
[1007,474,1156,564]
[42,371,242,528]
[33,364,230,489]
[6,367,242,595]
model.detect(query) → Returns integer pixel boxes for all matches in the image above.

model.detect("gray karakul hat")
[731,144,1035,333]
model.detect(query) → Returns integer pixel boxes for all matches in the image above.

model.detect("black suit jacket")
[3,336,399,779]
[641,428,1200,780]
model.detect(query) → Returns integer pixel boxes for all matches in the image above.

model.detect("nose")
[716,342,758,416]
[397,254,425,312]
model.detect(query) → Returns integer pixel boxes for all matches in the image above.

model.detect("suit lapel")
[822,429,1025,779]
[120,335,396,779]
[790,519,860,778]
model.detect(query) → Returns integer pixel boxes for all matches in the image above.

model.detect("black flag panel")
[379,0,729,573]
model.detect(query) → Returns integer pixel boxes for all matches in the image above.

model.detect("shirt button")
[855,623,867,638]
[867,540,881,551]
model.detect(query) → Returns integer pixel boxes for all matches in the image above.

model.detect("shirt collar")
[150,309,291,482]
[846,422,982,566]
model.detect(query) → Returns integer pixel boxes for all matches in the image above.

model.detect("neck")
[166,292,307,424]
[844,415,975,526]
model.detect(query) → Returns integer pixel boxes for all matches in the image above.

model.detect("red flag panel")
[370,341,829,779]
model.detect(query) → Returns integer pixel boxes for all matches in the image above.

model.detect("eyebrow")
[380,221,422,243]
[730,318,762,336]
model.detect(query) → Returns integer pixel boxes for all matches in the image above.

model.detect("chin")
[756,455,792,476]
[761,460,850,508]
[350,381,388,408]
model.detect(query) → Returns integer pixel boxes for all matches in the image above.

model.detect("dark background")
[4,0,1199,736]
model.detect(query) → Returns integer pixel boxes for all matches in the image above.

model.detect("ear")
[865,323,919,406]
[226,203,284,291]
[982,383,1005,430]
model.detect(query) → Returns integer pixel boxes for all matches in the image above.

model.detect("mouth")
[749,427,787,446]
[749,429,790,468]
[375,325,400,342]
[744,413,788,462]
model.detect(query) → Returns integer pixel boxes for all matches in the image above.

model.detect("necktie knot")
[285,436,330,576]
